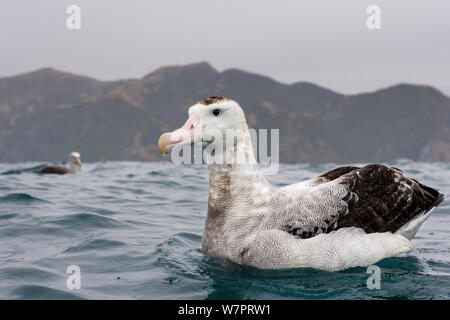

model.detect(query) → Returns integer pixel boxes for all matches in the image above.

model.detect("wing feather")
[277,164,443,239]
[35,166,69,175]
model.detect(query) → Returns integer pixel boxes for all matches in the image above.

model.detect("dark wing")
[35,166,69,175]
[286,164,444,239]
[325,164,443,234]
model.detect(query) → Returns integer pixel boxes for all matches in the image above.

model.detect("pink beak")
[158,112,202,155]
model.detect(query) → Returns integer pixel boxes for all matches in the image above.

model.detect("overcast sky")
[0,0,449,95]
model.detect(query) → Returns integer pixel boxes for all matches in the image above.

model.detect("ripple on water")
[0,193,48,203]
[154,232,206,280]
[0,165,45,175]
[0,213,19,221]
[63,239,127,253]
[12,285,84,300]
[46,213,128,230]
[148,170,170,177]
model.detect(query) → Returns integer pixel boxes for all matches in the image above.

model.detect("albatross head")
[69,152,82,173]
[158,97,251,164]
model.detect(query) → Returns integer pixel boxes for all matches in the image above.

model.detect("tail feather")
[396,186,444,240]
[416,181,444,207]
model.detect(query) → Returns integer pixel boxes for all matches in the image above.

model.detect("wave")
[0,165,46,175]
[63,238,127,253]
[11,285,84,300]
[0,193,48,203]
[48,213,128,230]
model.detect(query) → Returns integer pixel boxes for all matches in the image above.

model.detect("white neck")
[202,127,272,256]
[69,162,81,174]
[205,127,271,208]
[204,127,257,165]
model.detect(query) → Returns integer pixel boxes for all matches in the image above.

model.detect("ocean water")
[0,160,449,300]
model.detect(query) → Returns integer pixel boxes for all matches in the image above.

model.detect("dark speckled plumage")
[290,164,444,239]
[198,96,227,106]
[35,166,70,175]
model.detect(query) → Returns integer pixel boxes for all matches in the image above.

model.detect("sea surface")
[0,160,449,300]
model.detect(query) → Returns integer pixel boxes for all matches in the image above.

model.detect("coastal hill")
[1,62,449,163]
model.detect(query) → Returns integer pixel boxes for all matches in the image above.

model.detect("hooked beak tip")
[158,133,171,156]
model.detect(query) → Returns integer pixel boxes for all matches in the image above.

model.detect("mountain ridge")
[1,62,449,163]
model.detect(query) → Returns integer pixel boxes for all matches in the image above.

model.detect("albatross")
[35,152,82,175]
[158,97,444,271]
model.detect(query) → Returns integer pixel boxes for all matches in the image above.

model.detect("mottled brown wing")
[285,164,444,239]
[35,166,69,175]
[324,164,444,234]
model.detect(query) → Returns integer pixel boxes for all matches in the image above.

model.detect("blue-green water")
[0,160,449,299]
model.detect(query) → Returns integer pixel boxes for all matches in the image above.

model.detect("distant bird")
[158,96,444,271]
[35,152,82,175]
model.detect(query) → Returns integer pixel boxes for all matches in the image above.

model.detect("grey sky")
[1,0,449,95]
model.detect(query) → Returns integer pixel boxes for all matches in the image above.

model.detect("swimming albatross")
[158,97,444,271]
[35,152,82,175]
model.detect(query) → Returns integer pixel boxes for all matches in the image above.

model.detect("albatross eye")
[212,109,221,116]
